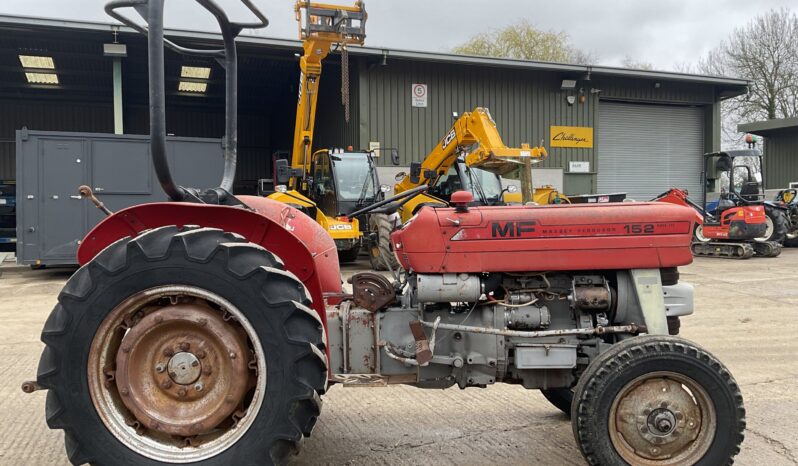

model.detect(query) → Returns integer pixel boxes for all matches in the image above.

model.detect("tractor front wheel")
[540,388,573,418]
[572,335,744,466]
[36,226,327,465]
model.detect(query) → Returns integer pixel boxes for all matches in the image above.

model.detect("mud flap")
[630,269,668,335]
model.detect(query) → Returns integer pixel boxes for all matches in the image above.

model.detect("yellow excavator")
[368,107,564,270]
[268,1,387,262]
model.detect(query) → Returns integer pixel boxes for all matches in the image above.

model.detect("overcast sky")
[3,0,796,70]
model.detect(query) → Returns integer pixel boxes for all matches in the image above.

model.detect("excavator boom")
[394,107,547,207]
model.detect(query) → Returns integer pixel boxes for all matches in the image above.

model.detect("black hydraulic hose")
[348,185,429,218]
[146,0,183,201]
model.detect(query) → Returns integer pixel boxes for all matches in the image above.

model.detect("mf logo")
[490,221,537,238]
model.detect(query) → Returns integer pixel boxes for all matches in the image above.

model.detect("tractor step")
[691,241,754,259]
[331,374,389,387]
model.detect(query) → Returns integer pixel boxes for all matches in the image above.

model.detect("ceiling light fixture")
[19,55,55,69]
[180,66,211,79]
[25,73,59,84]
[178,81,208,93]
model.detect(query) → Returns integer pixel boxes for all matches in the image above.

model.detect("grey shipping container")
[16,130,224,266]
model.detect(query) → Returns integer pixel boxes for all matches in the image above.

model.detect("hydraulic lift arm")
[289,1,366,189]
[394,107,547,202]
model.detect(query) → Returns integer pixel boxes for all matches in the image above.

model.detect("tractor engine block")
[326,270,693,390]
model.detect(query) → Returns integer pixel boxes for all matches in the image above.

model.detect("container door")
[40,139,86,262]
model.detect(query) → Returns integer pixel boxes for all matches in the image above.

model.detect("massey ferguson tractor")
[22,1,745,465]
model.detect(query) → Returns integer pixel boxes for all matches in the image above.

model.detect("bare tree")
[452,20,596,65]
[696,9,798,147]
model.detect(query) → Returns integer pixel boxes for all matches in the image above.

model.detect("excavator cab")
[427,159,507,205]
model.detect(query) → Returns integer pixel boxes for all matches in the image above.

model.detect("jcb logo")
[490,221,536,238]
[330,224,353,230]
[442,129,456,149]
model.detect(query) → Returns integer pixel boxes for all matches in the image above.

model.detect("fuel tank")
[392,202,696,273]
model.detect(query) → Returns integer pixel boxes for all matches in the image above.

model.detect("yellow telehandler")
[268,1,396,262]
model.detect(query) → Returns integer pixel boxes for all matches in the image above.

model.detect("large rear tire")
[571,335,744,466]
[756,206,788,244]
[36,226,327,465]
[368,213,401,271]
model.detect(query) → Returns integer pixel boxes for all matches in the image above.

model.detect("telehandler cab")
[24,1,745,465]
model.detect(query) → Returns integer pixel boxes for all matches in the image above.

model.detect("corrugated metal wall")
[762,131,798,188]
[0,100,113,179]
[314,58,361,152]
[358,59,596,173]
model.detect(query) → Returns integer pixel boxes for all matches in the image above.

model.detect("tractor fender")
[764,200,788,211]
[76,196,342,327]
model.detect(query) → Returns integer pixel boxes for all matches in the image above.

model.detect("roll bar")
[104,0,268,202]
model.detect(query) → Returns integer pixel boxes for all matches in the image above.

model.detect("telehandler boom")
[267,1,379,262]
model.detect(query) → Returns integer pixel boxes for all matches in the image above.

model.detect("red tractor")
[23,1,745,465]
[654,149,782,258]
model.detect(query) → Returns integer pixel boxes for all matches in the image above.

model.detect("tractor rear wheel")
[571,335,744,466]
[755,206,788,244]
[36,226,327,465]
[369,213,401,271]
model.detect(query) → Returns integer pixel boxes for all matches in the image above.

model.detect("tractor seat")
[739,182,760,202]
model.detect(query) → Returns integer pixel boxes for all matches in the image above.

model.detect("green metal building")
[738,118,798,190]
[0,14,748,199]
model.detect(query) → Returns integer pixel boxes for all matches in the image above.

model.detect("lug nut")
[155,363,166,373]
[178,388,187,397]
[179,342,190,351]
[229,351,236,360]
[203,367,213,376]
[194,382,204,392]
[161,380,173,389]
[196,350,206,359]
[163,348,174,357]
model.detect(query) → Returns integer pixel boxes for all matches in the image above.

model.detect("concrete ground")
[0,251,797,465]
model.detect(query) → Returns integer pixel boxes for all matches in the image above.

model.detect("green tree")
[621,56,654,71]
[452,20,596,65]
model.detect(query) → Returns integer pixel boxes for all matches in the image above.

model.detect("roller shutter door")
[598,102,704,200]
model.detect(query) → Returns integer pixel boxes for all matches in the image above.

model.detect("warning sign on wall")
[411,83,427,107]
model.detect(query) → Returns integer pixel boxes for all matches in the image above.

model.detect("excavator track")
[691,241,755,259]
[752,241,782,257]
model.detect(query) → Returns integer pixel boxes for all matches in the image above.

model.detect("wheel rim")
[88,285,267,463]
[609,371,716,465]
[694,225,711,243]
[754,216,774,242]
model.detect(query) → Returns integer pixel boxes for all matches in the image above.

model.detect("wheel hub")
[611,373,715,464]
[113,300,252,438]
[167,352,202,385]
